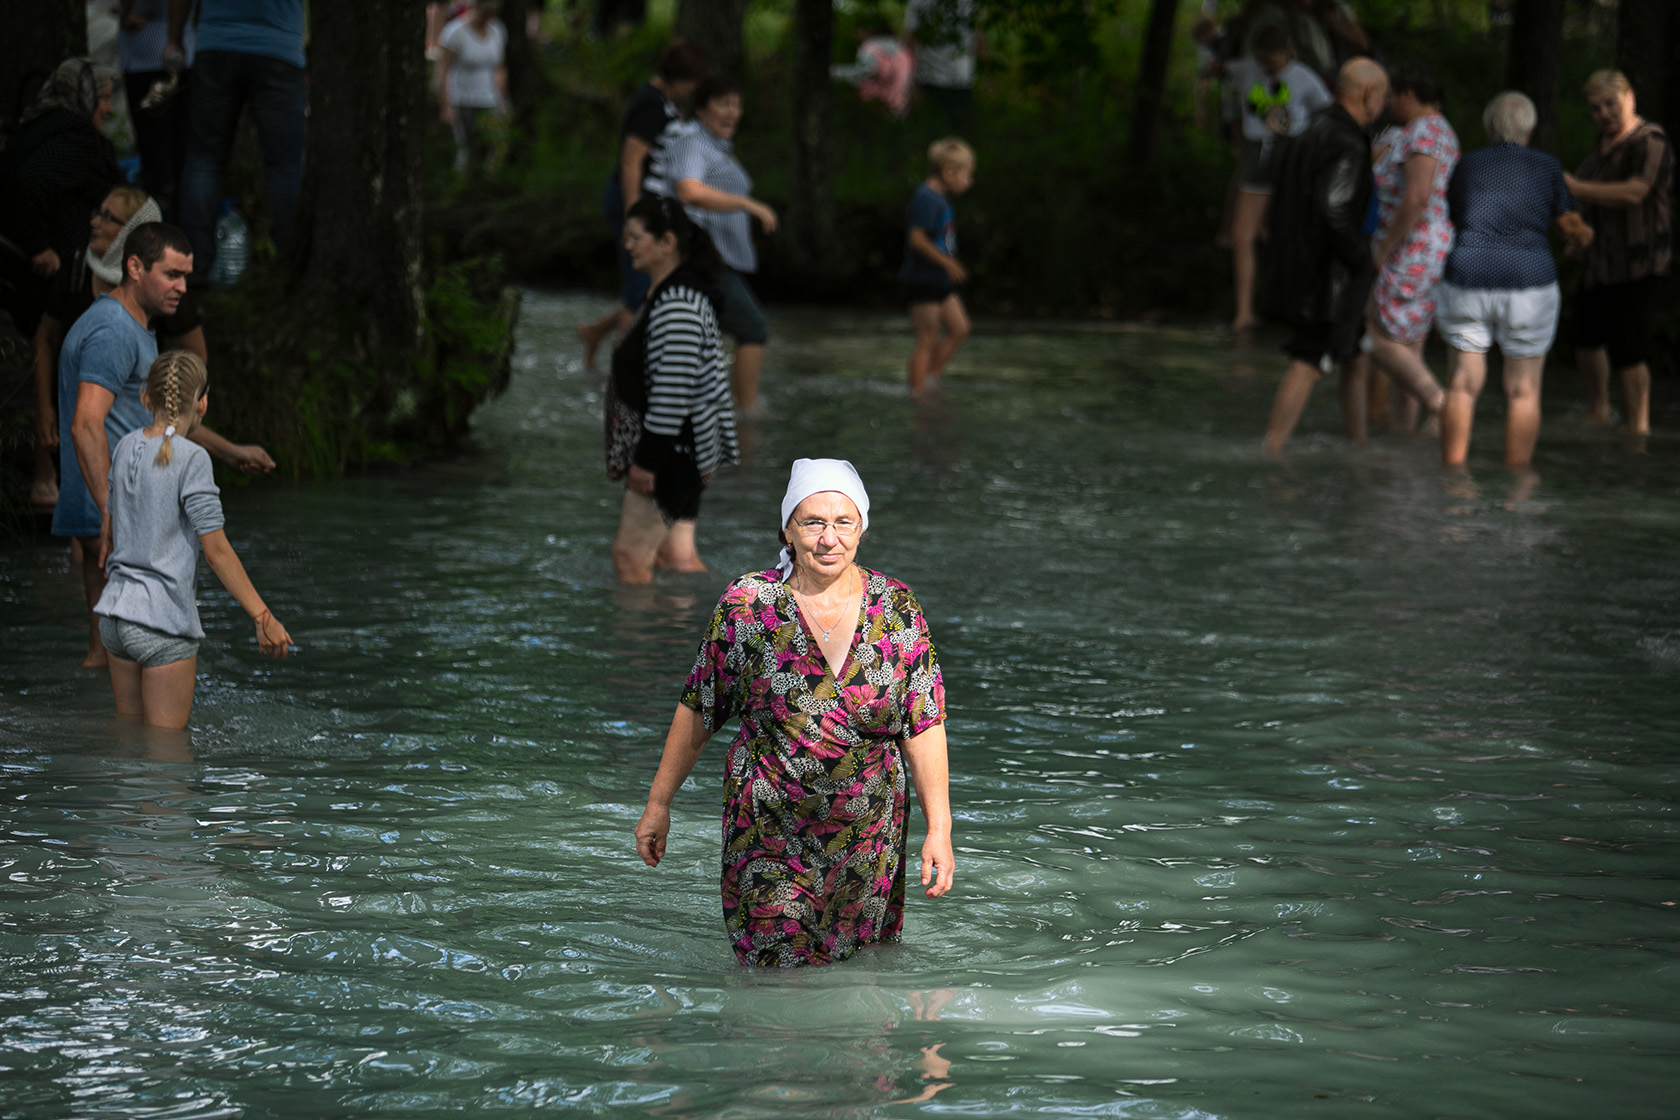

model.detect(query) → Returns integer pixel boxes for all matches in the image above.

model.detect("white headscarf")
[87,197,163,285]
[777,458,871,579]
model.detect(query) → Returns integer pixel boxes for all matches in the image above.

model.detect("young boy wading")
[901,138,974,395]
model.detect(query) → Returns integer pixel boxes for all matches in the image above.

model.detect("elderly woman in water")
[634,458,954,967]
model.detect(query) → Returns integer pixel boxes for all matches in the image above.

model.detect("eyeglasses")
[793,517,860,537]
[94,208,125,225]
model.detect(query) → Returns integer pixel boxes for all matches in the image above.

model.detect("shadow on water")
[1,292,1677,1118]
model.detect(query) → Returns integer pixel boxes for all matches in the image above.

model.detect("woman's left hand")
[628,465,656,496]
[921,832,955,898]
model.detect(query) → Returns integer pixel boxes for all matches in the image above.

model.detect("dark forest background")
[0,0,1674,514]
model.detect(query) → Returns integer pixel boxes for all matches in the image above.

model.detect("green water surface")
[2,294,1677,1118]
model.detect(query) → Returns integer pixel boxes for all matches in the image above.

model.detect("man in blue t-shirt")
[899,137,974,395]
[165,0,307,278]
[56,221,273,667]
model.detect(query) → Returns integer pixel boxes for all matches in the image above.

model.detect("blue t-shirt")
[1444,143,1577,290]
[900,183,956,288]
[196,0,306,69]
[52,295,159,539]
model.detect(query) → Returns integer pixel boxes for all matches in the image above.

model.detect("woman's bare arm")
[1373,151,1438,266]
[903,722,954,897]
[634,703,713,866]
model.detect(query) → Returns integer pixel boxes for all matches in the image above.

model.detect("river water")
[2,293,1677,1118]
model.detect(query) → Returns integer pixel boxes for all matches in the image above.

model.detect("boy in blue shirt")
[900,138,974,394]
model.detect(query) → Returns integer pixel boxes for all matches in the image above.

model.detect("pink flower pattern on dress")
[1372,115,1461,343]
[681,567,946,967]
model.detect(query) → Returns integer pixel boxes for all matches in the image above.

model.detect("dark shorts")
[901,281,953,307]
[652,452,704,524]
[715,268,769,345]
[1239,138,1276,194]
[1284,315,1365,367]
[1575,275,1662,369]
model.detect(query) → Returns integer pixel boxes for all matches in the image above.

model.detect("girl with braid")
[94,350,293,729]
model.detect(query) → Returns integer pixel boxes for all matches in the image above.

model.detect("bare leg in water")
[76,534,109,668]
[1577,345,1650,433]
[1369,327,1445,434]
[1264,357,1368,454]
[1443,348,1546,467]
[578,306,632,370]
[1230,189,1269,332]
[731,343,765,415]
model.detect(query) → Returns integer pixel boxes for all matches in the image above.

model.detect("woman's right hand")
[749,200,779,235]
[634,802,670,867]
[255,613,293,658]
[628,465,656,496]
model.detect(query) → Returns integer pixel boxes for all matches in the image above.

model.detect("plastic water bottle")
[209,201,249,289]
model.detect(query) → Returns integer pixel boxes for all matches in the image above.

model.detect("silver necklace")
[792,568,856,643]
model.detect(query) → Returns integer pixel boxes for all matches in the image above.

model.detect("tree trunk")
[1616,0,1670,127]
[497,0,547,153]
[289,0,426,359]
[674,0,748,76]
[1127,0,1180,168]
[593,0,648,38]
[787,0,837,275]
[1504,0,1565,155]
[0,0,86,124]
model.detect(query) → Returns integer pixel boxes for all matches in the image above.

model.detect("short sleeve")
[76,320,140,395]
[680,590,746,733]
[437,18,465,54]
[897,587,947,736]
[1403,118,1450,163]
[1550,159,1577,215]
[623,91,669,145]
[1634,132,1668,187]
[1297,68,1333,113]
[907,189,943,236]
[668,132,707,186]
[180,449,224,537]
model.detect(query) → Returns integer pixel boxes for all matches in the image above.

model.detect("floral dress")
[681,566,947,968]
[1371,114,1460,343]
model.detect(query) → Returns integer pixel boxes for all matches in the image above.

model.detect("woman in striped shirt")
[607,197,739,583]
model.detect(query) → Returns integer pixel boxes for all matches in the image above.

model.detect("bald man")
[1262,58,1389,454]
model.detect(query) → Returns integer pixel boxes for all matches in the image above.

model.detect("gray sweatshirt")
[95,429,225,640]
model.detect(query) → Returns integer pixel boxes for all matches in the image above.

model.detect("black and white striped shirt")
[639,282,739,477]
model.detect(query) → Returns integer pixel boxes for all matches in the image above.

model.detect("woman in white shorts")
[1436,92,1594,467]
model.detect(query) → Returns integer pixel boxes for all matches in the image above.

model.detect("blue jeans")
[178,50,307,277]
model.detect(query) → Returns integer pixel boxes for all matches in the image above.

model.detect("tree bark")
[497,0,547,151]
[1127,0,1180,168]
[675,0,748,76]
[1504,0,1565,155]
[0,0,87,124]
[289,0,426,358]
[787,0,837,274]
[1616,0,1670,126]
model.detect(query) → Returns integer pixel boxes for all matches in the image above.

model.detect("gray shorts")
[715,268,769,345]
[98,615,199,668]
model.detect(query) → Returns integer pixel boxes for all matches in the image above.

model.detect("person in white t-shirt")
[1225,25,1331,332]
[437,1,509,174]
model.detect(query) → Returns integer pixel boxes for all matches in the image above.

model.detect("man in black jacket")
[1262,57,1389,454]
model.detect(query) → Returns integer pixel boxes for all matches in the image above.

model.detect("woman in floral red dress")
[634,458,954,967]
[1367,59,1460,433]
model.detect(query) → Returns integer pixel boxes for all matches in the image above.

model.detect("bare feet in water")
[577,321,611,370]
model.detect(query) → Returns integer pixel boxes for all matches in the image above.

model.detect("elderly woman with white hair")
[1434,91,1593,467]
[634,458,954,968]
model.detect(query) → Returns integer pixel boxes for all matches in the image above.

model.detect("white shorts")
[1434,282,1561,359]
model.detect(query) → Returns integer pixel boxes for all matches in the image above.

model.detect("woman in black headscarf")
[0,58,122,334]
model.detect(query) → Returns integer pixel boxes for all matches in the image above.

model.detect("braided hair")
[142,349,208,467]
